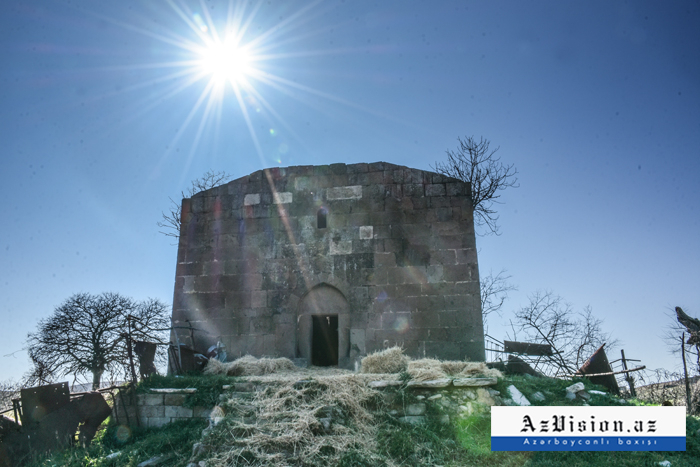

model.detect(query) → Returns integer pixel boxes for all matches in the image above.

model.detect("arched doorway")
[297,284,350,367]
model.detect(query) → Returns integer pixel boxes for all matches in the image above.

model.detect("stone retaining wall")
[112,390,211,428]
[112,378,502,429]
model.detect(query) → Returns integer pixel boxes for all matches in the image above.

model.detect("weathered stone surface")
[531,391,546,402]
[163,394,187,406]
[171,163,484,368]
[406,378,451,388]
[506,385,531,406]
[476,388,496,406]
[406,403,426,416]
[566,382,585,397]
[139,406,165,418]
[368,380,402,388]
[139,394,164,406]
[327,185,363,200]
[165,406,193,418]
[452,377,498,387]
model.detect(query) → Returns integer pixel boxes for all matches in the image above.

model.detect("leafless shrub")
[480,269,517,325]
[510,290,617,377]
[635,368,700,413]
[0,380,21,414]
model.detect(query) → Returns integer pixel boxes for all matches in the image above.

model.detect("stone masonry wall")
[171,162,484,368]
[112,391,210,429]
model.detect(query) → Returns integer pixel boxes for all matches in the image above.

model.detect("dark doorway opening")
[317,207,327,229]
[311,315,338,366]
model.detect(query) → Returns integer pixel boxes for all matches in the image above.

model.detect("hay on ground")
[407,358,447,381]
[203,374,382,467]
[204,355,296,376]
[407,359,503,381]
[360,346,409,374]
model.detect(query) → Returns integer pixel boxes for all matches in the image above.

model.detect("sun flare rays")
[91,0,384,173]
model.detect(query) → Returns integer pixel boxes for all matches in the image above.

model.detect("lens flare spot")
[393,316,409,334]
[269,128,276,136]
[193,13,208,33]
[376,290,388,303]
[115,425,131,442]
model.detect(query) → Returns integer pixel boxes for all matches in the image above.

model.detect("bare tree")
[511,290,616,377]
[26,293,169,390]
[663,306,700,412]
[432,136,518,235]
[0,379,20,414]
[158,170,233,239]
[480,269,517,325]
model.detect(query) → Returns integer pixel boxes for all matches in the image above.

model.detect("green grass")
[25,417,207,467]
[19,373,700,467]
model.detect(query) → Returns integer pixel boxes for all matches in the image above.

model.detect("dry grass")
[202,374,385,466]
[360,347,502,381]
[204,355,296,377]
[360,346,409,374]
[192,347,503,466]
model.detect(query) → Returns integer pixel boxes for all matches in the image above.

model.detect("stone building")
[171,162,484,369]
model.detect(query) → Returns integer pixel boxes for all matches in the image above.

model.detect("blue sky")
[1,0,698,385]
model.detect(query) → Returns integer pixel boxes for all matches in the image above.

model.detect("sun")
[123,0,351,168]
[198,36,253,86]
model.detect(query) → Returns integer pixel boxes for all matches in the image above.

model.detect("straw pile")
[408,359,502,381]
[204,355,296,377]
[202,374,383,466]
[359,346,409,374]
[360,347,502,381]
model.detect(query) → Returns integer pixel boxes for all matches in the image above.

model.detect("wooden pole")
[127,315,137,385]
[566,366,645,378]
[682,333,692,415]
[621,349,637,398]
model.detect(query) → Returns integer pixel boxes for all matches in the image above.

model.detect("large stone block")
[425,184,446,197]
[138,394,164,406]
[140,406,165,418]
[163,394,187,406]
[165,406,193,418]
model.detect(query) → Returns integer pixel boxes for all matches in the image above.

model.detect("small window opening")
[317,207,327,229]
